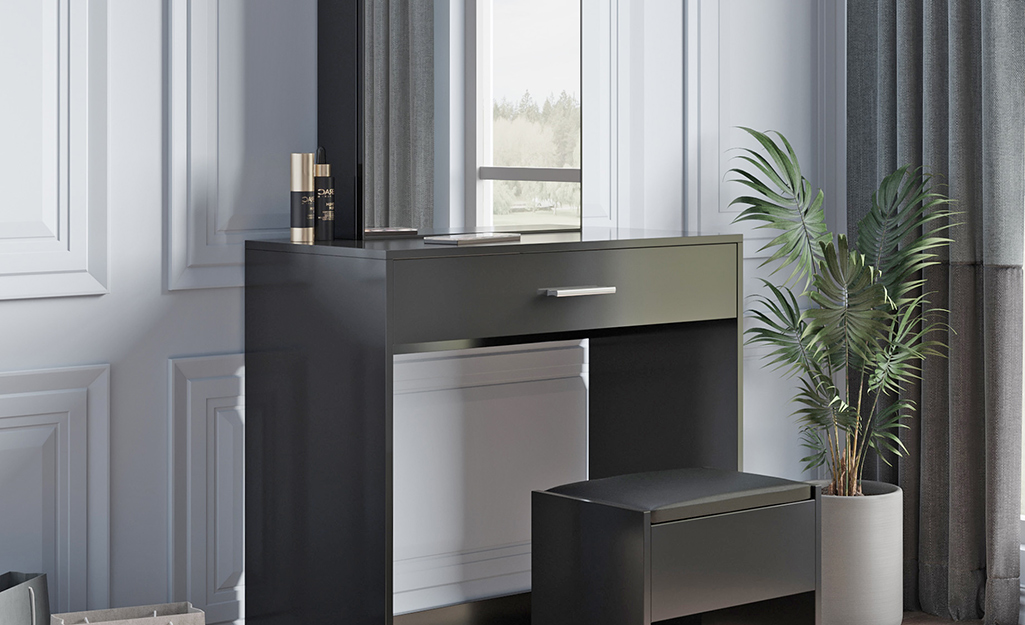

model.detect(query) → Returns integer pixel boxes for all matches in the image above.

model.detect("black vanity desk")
[244,229,743,625]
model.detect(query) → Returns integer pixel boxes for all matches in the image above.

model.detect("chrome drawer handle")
[540,286,617,298]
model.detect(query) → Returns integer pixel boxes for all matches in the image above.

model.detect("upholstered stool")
[532,467,819,625]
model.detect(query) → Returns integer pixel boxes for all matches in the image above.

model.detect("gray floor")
[904,612,983,624]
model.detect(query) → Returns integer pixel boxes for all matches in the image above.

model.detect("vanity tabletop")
[245,228,742,260]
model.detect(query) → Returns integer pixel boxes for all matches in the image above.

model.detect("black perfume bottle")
[314,147,335,241]
[290,153,315,243]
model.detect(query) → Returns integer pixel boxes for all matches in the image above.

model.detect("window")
[473,0,581,231]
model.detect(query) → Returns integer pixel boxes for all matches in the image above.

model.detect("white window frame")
[463,0,583,230]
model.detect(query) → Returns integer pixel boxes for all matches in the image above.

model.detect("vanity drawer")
[390,243,738,346]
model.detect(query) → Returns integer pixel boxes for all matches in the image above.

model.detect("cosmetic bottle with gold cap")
[314,147,335,241]
[290,153,315,243]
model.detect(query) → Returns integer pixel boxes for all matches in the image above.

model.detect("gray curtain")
[847,2,1024,623]
[364,0,434,229]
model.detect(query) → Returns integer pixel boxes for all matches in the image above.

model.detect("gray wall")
[0,0,844,621]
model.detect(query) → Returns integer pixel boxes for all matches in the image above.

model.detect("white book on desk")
[423,232,521,245]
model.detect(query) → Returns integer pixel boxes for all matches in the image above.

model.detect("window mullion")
[473,0,494,228]
[479,167,582,184]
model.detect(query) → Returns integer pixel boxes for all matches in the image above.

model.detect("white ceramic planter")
[816,480,903,625]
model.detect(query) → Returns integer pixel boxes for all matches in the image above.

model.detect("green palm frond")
[855,166,955,305]
[804,235,891,367]
[799,427,829,473]
[745,280,827,377]
[867,296,947,395]
[729,127,830,286]
[792,375,842,430]
[865,400,913,466]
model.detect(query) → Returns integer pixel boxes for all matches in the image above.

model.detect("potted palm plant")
[729,128,953,625]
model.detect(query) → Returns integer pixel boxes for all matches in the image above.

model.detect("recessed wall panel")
[0,0,107,299]
[170,354,245,625]
[0,0,55,240]
[167,0,316,290]
[0,365,110,612]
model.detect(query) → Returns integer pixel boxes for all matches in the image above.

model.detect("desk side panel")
[531,492,649,625]
[245,247,389,625]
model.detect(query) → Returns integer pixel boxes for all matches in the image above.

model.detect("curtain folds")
[364,0,434,230]
[848,2,1024,623]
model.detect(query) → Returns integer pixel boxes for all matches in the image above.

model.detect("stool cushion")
[545,467,812,524]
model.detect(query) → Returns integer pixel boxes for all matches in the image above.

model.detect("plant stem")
[830,401,842,493]
[855,387,883,487]
[851,371,866,494]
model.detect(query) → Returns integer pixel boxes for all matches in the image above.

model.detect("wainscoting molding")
[166,0,315,290]
[169,354,245,625]
[0,0,108,300]
[0,365,110,612]
[392,341,587,615]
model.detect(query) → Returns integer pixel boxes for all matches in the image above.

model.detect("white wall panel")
[170,354,245,625]
[0,365,110,612]
[392,342,587,614]
[639,0,684,231]
[581,0,615,228]
[167,0,316,290]
[0,0,107,300]
[582,0,684,231]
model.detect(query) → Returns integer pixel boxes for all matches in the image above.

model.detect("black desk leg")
[246,249,391,625]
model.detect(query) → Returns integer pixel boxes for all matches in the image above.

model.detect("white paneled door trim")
[684,0,845,249]
[0,0,108,300]
[167,1,289,291]
[169,354,245,625]
[581,0,617,229]
[0,365,110,612]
